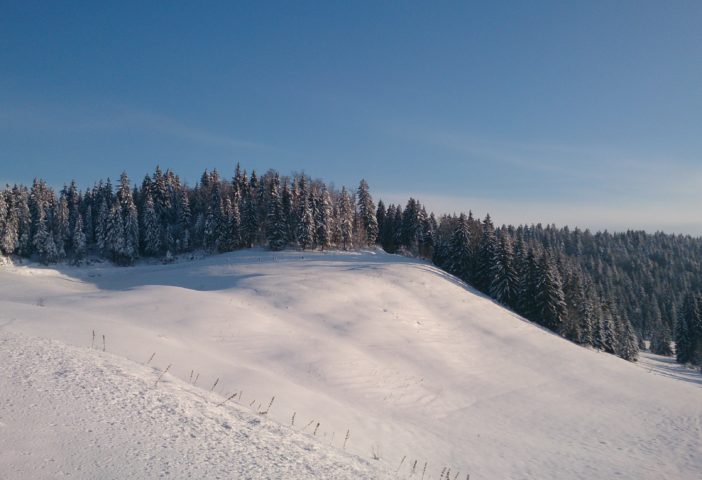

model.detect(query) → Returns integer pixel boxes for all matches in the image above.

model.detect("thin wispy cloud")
[378,191,702,236]
[0,104,269,151]
[373,124,702,235]
[411,128,702,201]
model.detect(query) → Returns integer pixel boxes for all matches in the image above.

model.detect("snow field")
[1,249,701,479]
[0,330,389,479]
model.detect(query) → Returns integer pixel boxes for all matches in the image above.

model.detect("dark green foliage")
[517,249,540,321]
[266,174,287,251]
[534,254,567,331]
[650,320,673,356]
[676,294,702,365]
[474,215,497,293]
[489,235,518,307]
[448,214,473,282]
[356,179,378,247]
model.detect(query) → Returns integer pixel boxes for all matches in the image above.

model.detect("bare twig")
[396,455,406,473]
[216,392,237,407]
[259,396,275,415]
[210,377,219,392]
[154,364,172,386]
[145,352,155,365]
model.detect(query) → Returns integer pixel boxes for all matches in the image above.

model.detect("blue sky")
[2,1,701,234]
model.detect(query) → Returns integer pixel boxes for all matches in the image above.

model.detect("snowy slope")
[0,331,387,479]
[1,249,701,479]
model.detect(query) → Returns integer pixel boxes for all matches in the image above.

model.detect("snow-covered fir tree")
[266,174,287,251]
[337,187,354,250]
[71,214,86,265]
[356,179,378,247]
[141,192,161,256]
[54,194,70,256]
[296,190,315,250]
[676,293,702,364]
[489,234,518,308]
[474,214,497,293]
[534,253,567,331]
[315,185,333,250]
[118,172,139,264]
[448,213,472,282]
[650,318,673,356]
[105,204,127,264]
[0,192,11,255]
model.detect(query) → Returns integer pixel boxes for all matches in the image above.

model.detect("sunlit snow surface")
[1,249,700,479]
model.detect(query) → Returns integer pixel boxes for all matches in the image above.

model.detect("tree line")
[1,164,701,365]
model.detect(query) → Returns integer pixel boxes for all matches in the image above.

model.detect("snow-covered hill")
[0,331,386,479]
[1,249,701,479]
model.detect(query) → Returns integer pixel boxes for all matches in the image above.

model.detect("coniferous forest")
[1,164,702,366]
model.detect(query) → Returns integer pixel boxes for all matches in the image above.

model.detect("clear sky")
[2,1,701,234]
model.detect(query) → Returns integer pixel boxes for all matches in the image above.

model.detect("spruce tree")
[12,186,32,256]
[400,198,421,250]
[142,193,161,256]
[356,179,378,247]
[650,320,673,356]
[203,205,218,252]
[117,172,139,263]
[534,253,567,331]
[32,201,51,262]
[380,203,398,253]
[338,187,354,250]
[600,303,618,354]
[177,189,192,252]
[42,232,59,264]
[105,204,127,264]
[266,174,288,251]
[376,200,386,246]
[71,214,86,264]
[617,312,639,361]
[448,213,473,282]
[0,191,16,255]
[517,248,540,320]
[474,214,497,293]
[240,179,258,248]
[676,293,701,364]
[95,198,109,254]
[315,185,333,250]
[55,194,70,255]
[296,192,315,250]
[490,235,518,307]
[421,208,435,258]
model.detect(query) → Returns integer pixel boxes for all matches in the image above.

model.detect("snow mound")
[0,331,387,479]
[1,249,701,479]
